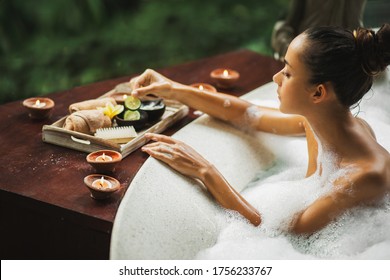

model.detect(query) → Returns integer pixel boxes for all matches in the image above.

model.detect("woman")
[130,24,390,234]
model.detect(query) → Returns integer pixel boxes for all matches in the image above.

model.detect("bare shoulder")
[291,157,390,234]
[353,155,390,196]
[334,153,390,210]
[356,117,376,139]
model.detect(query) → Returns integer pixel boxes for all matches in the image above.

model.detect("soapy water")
[196,147,390,259]
[196,73,390,260]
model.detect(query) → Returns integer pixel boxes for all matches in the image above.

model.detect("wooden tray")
[42,98,189,158]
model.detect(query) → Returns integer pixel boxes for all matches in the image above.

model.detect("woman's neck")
[305,106,364,159]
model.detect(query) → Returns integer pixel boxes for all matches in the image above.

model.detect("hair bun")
[355,23,390,76]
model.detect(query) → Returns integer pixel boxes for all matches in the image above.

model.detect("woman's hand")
[141,133,212,180]
[142,132,261,226]
[130,69,177,100]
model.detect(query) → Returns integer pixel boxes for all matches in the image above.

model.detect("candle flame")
[32,99,46,108]
[223,70,229,77]
[99,176,105,187]
[102,153,106,161]
[199,85,204,91]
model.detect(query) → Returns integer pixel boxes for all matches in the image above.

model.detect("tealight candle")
[95,153,113,162]
[92,176,113,189]
[210,68,240,89]
[86,150,122,173]
[189,83,217,93]
[23,97,55,119]
[84,174,120,200]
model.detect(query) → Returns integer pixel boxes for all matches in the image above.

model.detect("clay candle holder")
[84,174,120,200]
[86,150,122,174]
[190,83,217,93]
[210,68,240,89]
[23,97,55,119]
[109,92,129,105]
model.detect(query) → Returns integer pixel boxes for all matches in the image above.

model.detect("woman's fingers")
[142,145,174,160]
[130,69,173,99]
[132,69,155,88]
[145,133,178,144]
[132,85,156,98]
[133,82,171,98]
[141,135,207,179]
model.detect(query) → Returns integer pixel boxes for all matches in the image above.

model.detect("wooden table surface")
[0,49,282,259]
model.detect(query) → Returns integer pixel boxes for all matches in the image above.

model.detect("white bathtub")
[110,71,390,260]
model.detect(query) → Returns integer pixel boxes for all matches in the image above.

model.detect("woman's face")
[273,34,316,115]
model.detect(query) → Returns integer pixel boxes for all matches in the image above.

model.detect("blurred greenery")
[0,0,290,104]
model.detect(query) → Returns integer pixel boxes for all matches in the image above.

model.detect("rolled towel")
[69,97,116,113]
[63,109,111,134]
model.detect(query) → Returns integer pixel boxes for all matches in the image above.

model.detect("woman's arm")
[131,69,306,136]
[142,133,261,226]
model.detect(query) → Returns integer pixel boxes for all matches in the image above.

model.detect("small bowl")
[190,83,217,93]
[23,97,55,119]
[115,110,148,130]
[84,174,120,200]
[139,99,166,122]
[86,150,122,174]
[210,68,240,89]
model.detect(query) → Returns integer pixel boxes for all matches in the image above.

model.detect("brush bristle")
[95,126,137,142]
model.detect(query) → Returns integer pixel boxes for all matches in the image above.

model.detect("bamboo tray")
[42,98,189,158]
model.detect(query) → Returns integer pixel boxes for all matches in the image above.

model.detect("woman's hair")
[301,23,390,107]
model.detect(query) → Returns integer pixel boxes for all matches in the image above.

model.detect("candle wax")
[95,153,113,162]
[33,100,46,108]
[92,177,113,189]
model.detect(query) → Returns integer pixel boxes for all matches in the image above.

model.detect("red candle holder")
[86,150,122,174]
[23,97,55,119]
[189,83,217,93]
[210,68,240,89]
[84,174,120,200]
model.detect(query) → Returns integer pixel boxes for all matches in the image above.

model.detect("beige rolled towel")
[69,97,116,113]
[63,109,111,134]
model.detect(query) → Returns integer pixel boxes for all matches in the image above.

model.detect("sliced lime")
[124,96,141,110]
[123,110,141,121]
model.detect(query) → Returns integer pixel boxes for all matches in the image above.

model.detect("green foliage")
[0,0,289,104]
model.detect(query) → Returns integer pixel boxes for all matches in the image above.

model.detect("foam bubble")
[196,136,390,259]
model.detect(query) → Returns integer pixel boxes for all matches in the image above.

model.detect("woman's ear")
[312,83,330,104]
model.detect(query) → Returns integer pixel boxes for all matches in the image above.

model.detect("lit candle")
[92,176,113,189]
[33,100,46,108]
[123,94,128,101]
[210,68,240,89]
[86,150,122,173]
[95,153,113,162]
[189,83,217,93]
[23,97,55,119]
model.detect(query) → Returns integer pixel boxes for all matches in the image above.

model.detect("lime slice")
[123,110,141,121]
[124,96,141,110]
